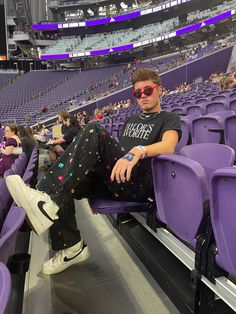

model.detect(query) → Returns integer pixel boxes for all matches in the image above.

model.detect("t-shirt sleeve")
[161,113,182,142]
[63,128,78,143]
[5,138,17,147]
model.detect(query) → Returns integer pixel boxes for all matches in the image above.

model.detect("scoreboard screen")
[0,1,7,58]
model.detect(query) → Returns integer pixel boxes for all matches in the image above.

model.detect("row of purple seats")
[0,206,25,265]
[0,148,38,314]
[0,148,38,264]
[88,143,236,299]
[176,111,236,158]
[0,152,28,229]
[171,99,236,115]
[162,86,236,111]
[0,261,11,314]
[152,151,236,281]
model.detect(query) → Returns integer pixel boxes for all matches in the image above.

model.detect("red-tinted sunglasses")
[132,85,160,99]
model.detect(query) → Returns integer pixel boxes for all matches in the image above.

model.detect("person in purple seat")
[6,68,182,274]
[0,125,22,177]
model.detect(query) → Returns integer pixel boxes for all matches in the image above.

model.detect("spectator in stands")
[93,109,103,121]
[41,104,49,113]
[6,68,181,275]
[57,111,70,135]
[0,125,22,177]
[47,116,81,162]
[182,82,190,92]
[230,66,236,79]
[34,123,49,143]
[219,76,236,91]
[17,126,36,159]
[82,111,89,125]
[25,126,35,141]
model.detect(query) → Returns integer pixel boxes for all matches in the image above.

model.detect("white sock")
[67,240,83,255]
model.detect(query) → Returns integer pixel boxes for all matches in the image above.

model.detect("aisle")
[23,199,179,314]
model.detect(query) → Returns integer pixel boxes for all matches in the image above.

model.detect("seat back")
[179,144,235,185]
[228,99,236,112]
[211,95,226,102]
[224,114,236,159]
[205,102,226,114]
[191,116,221,144]
[152,154,208,246]
[195,98,208,105]
[210,168,236,276]
[11,157,25,176]
[186,105,202,115]
[175,119,189,152]
[0,171,14,229]
[0,262,11,314]
[229,92,236,99]
[18,152,28,169]
[0,129,4,143]
[191,111,233,144]
[0,206,25,264]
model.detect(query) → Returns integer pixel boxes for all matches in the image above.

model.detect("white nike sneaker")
[6,175,59,235]
[41,240,90,275]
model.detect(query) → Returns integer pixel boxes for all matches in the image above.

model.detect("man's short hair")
[58,111,70,120]
[132,68,161,86]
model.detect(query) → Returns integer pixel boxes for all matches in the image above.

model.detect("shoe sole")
[6,175,55,235]
[41,246,91,275]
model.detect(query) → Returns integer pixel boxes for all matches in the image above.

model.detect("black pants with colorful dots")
[37,123,153,251]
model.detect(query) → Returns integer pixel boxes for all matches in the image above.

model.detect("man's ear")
[158,86,163,96]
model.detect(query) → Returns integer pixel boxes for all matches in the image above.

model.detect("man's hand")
[46,139,53,145]
[110,148,142,183]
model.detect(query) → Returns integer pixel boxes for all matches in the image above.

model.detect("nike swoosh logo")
[37,201,55,223]
[63,248,83,262]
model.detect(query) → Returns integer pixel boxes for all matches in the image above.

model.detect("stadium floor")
[22,199,179,314]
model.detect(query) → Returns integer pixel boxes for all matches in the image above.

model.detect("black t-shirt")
[61,127,80,150]
[61,124,70,135]
[21,137,36,158]
[119,111,182,173]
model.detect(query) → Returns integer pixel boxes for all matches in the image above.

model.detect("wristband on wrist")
[135,145,147,159]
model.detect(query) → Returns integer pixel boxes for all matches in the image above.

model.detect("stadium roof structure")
[40,9,235,60]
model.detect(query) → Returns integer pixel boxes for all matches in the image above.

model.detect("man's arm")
[111,130,179,183]
[135,130,179,157]
[48,136,65,145]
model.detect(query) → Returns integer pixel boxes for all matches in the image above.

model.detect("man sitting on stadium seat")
[6,68,182,275]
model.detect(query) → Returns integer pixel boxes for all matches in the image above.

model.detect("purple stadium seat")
[0,206,25,264]
[0,261,11,314]
[224,114,236,159]
[179,143,235,188]
[0,170,15,229]
[88,198,147,214]
[191,111,234,144]
[229,92,236,99]
[195,98,208,105]
[152,154,208,246]
[205,102,227,114]
[175,118,190,152]
[181,101,192,107]
[211,95,227,102]
[0,129,4,143]
[11,157,26,176]
[186,105,202,115]
[22,170,33,184]
[172,108,184,114]
[228,99,236,112]
[18,152,28,166]
[210,168,236,276]
[218,90,230,96]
